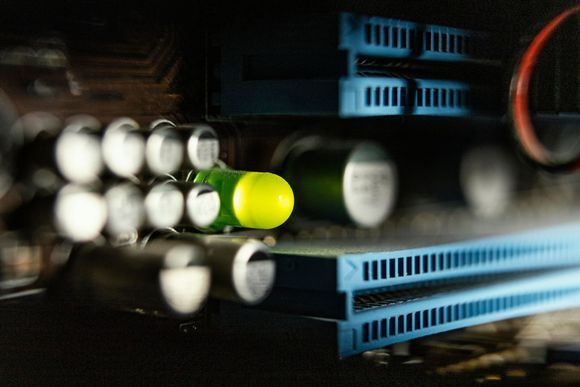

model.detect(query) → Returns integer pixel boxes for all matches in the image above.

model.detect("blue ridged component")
[339,13,479,62]
[266,222,580,321]
[336,222,580,293]
[273,222,580,296]
[338,268,580,357]
[339,77,470,117]
[219,12,488,117]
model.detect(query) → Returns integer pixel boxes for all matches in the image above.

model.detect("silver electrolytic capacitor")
[55,115,104,184]
[104,182,146,238]
[102,117,146,178]
[67,241,210,316]
[185,183,221,228]
[163,180,221,229]
[146,119,185,176]
[54,184,108,242]
[153,232,275,305]
[146,119,220,173]
[186,124,220,170]
[15,113,103,184]
[459,145,519,218]
[144,182,185,229]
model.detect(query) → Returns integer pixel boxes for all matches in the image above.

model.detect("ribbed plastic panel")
[339,77,470,117]
[335,222,580,293]
[339,13,481,61]
[338,268,580,357]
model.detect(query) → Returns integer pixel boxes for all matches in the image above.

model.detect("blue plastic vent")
[360,288,578,344]
[338,268,580,357]
[360,242,567,282]
[363,86,468,109]
[334,222,580,293]
[340,77,470,117]
[220,12,490,117]
[340,13,482,61]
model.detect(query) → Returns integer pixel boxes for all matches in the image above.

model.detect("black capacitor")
[66,241,210,316]
[280,136,398,228]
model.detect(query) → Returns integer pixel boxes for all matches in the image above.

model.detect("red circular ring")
[510,4,580,172]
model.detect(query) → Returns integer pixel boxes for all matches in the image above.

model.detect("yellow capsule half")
[233,172,294,229]
[193,169,294,230]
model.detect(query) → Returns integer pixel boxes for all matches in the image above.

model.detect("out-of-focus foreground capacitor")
[279,137,397,228]
[192,169,294,230]
[104,182,146,238]
[55,115,103,184]
[166,181,221,228]
[144,182,185,229]
[460,145,520,218]
[146,120,185,176]
[186,124,220,170]
[15,113,103,184]
[148,119,220,171]
[54,184,108,242]
[154,231,275,305]
[102,117,146,178]
[67,241,210,316]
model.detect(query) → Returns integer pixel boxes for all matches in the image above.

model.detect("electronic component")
[336,267,580,357]
[278,137,397,227]
[144,182,185,229]
[54,115,103,184]
[180,182,221,229]
[54,185,108,242]
[264,221,580,319]
[15,113,103,185]
[148,120,220,172]
[145,123,185,176]
[103,182,146,238]
[192,169,294,230]
[0,2,579,380]
[144,179,221,230]
[66,241,210,316]
[102,118,146,178]
[395,141,527,216]
[218,12,491,117]
[186,124,220,170]
[152,232,275,305]
[459,145,519,217]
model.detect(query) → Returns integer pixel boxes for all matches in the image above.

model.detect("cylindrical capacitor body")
[102,118,146,178]
[67,241,210,316]
[154,231,275,305]
[104,182,146,237]
[281,138,397,228]
[145,125,185,176]
[16,115,103,184]
[167,181,221,229]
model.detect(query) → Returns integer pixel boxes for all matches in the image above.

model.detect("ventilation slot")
[383,26,390,46]
[360,288,579,343]
[364,24,372,44]
[356,17,476,59]
[361,243,569,282]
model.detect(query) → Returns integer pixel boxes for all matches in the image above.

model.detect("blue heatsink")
[338,268,580,357]
[267,222,580,319]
